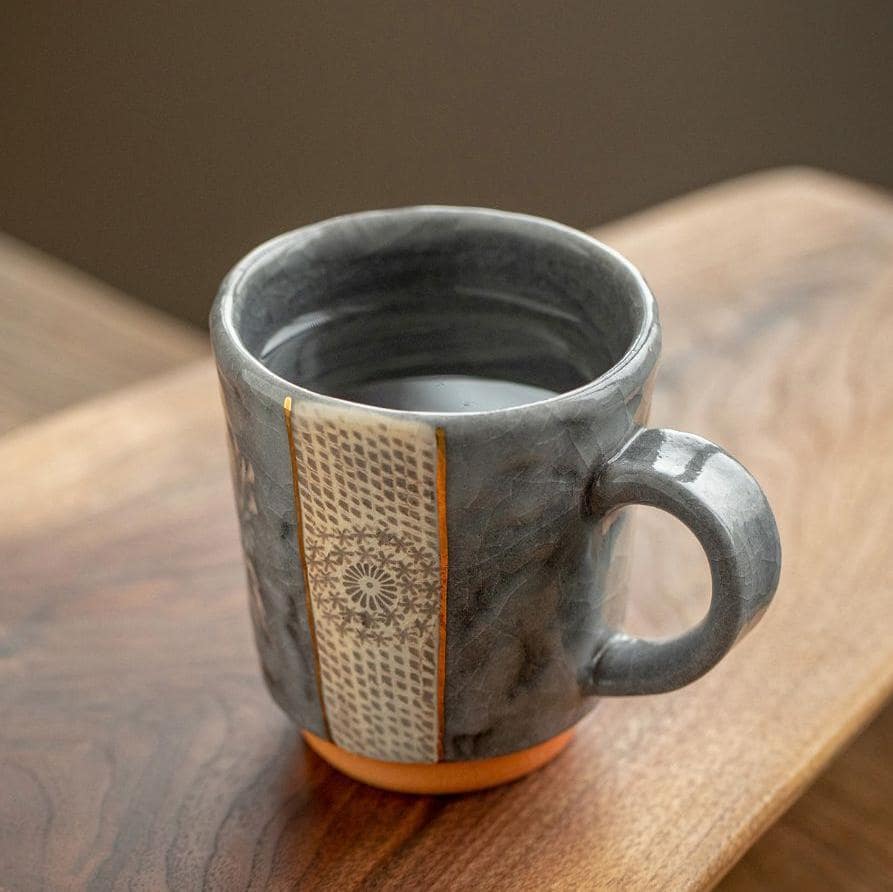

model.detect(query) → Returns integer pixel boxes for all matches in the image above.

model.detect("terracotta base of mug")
[302,728,575,795]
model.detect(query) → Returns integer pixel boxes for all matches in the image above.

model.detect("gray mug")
[211,207,781,793]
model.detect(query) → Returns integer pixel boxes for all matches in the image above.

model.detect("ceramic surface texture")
[210,207,781,763]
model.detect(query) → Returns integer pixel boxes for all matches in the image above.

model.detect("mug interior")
[224,208,651,412]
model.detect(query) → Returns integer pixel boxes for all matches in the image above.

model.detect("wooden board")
[1,169,892,890]
[0,233,205,435]
[724,703,893,890]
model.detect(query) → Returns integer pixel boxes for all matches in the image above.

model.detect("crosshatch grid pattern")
[289,400,445,762]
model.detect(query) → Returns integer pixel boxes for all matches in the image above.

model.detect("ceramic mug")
[211,207,781,794]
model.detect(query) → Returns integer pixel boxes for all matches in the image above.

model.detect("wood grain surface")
[0,232,204,435]
[723,703,893,890]
[1,169,892,890]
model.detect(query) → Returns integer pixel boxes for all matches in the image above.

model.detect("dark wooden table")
[2,170,891,889]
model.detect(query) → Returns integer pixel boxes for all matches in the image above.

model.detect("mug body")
[211,208,661,788]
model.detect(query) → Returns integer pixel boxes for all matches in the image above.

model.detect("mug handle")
[583,427,781,696]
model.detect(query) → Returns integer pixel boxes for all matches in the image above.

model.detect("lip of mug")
[210,205,660,420]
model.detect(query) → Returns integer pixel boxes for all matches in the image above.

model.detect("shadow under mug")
[210,207,781,794]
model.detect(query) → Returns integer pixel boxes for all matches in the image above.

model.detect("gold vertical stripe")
[435,426,449,760]
[283,396,331,740]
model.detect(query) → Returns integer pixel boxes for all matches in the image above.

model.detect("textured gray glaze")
[586,428,781,695]
[211,207,781,761]
[216,368,327,736]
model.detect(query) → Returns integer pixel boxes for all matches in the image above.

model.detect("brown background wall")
[2,1,891,327]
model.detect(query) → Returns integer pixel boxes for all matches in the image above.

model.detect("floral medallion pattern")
[290,401,445,762]
[342,562,399,614]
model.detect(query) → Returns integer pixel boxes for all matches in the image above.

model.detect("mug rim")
[210,206,660,419]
